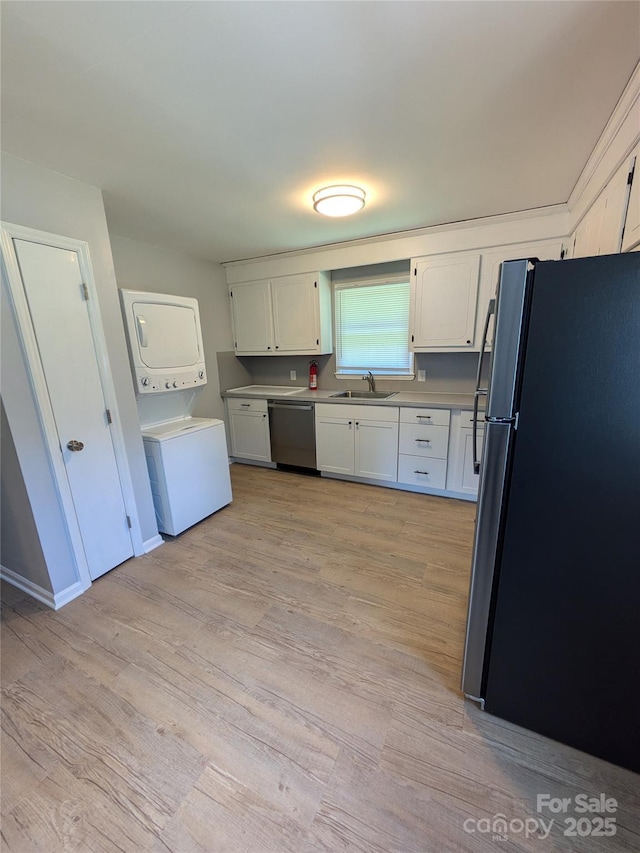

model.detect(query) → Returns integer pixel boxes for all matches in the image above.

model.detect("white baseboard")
[319,471,477,502]
[52,580,87,609]
[229,457,277,469]
[143,534,164,553]
[0,565,87,609]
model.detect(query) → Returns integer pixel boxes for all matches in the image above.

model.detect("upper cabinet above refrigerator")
[621,146,640,252]
[229,271,332,356]
[409,240,564,354]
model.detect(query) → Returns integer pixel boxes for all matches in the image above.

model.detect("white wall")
[567,63,640,232]
[1,153,159,598]
[224,206,570,284]
[109,234,233,422]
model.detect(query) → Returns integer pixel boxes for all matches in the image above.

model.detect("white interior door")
[13,238,134,580]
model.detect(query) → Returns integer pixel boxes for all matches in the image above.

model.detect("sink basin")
[330,391,397,400]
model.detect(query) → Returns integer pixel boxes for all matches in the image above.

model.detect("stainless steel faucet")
[363,370,376,392]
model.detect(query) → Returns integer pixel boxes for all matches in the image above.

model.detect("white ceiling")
[2,1,638,264]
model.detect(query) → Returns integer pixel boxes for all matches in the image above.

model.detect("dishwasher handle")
[268,402,314,411]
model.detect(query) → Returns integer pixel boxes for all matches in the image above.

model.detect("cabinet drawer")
[399,423,449,458]
[398,455,447,490]
[458,411,484,429]
[227,397,268,413]
[400,407,450,427]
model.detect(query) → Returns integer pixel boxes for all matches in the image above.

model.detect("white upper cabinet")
[474,239,564,350]
[230,280,273,353]
[621,146,639,252]
[230,272,332,355]
[271,274,320,352]
[410,252,481,351]
[571,154,635,258]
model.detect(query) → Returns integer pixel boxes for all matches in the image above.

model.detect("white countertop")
[223,384,309,397]
[223,385,477,410]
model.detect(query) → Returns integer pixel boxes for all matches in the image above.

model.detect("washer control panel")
[137,367,206,394]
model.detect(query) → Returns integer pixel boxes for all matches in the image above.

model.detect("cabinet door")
[474,240,563,351]
[354,419,398,481]
[271,274,320,353]
[621,149,639,252]
[315,417,354,475]
[572,156,633,258]
[230,280,274,354]
[411,253,480,350]
[597,157,631,255]
[229,410,271,461]
[446,420,485,496]
[459,428,485,494]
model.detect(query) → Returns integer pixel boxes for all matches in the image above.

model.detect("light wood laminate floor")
[2,465,638,852]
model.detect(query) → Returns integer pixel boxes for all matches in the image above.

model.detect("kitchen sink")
[330,391,397,399]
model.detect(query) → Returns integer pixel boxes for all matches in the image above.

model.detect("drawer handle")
[240,403,251,407]
[415,438,431,444]
[414,470,430,475]
[416,415,432,420]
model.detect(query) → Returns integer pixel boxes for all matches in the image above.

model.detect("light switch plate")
[290,370,297,380]
[418,369,426,382]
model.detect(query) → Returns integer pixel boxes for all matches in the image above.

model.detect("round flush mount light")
[313,185,366,217]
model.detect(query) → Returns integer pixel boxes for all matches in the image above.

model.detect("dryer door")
[133,301,201,368]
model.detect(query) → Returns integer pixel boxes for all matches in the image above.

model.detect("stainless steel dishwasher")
[268,400,316,470]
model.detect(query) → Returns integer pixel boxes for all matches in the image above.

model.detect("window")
[334,277,413,376]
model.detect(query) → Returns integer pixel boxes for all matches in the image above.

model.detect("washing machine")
[141,417,232,536]
[120,289,233,536]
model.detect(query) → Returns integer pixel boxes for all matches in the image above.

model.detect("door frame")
[1,221,145,592]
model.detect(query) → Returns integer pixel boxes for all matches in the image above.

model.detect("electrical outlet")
[290,370,297,380]
[418,369,426,382]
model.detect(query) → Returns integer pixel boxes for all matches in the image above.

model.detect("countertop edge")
[222,388,477,410]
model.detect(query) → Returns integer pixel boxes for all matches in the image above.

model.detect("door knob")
[66,440,84,452]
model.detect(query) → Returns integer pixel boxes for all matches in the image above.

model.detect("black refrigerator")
[461,252,640,773]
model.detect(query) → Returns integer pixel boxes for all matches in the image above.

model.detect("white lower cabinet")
[397,455,448,490]
[227,398,271,462]
[314,415,353,475]
[228,397,482,500]
[398,407,450,490]
[446,410,485,496]
[315,404,399,482]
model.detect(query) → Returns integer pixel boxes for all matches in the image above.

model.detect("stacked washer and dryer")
[120,290,232,536]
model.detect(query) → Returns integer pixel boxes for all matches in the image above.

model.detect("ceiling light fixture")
[313,185,366,217]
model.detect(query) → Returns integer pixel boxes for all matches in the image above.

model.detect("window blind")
[334,279,413,375]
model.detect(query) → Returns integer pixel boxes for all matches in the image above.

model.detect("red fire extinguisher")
[309,360,318,390]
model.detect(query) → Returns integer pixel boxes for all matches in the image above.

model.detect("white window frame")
[333,274,415,379]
